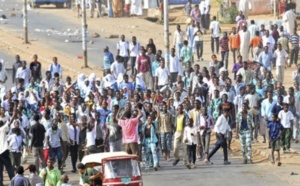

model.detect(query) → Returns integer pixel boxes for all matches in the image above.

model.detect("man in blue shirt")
[267,114,284,166]
[103,46,114,70]
[261,91,277,146]
[258,46,273,71]
[271,95,283,117]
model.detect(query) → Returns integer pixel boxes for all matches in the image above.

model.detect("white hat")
[219,67,227,74]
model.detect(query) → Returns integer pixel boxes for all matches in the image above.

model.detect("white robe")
[283,10,296,35]
[130,0,142,16]
[239,0,252,19]
[239,30,250,61]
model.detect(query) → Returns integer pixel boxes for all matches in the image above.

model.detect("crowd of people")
[0,0,300,186]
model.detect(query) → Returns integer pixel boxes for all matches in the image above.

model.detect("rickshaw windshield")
[104,159,141,179]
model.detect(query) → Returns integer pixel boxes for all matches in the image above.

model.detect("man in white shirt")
[262,30,275,53]
[210,16,221,54]
[16,61,30,86]
[117,34,130,70]
[169,48,181,83]
[173,24,185,57]
[239,0,252,19]
[200,0,211,33]
[282,7,296,35]
[0,120,14,185]
[155,58,170,90]
[278,103,294,152]
[110,55,126,79]
[49,57,62,79]
[273,43,288,83]
[205,110,231,165]
[129,36,140,75]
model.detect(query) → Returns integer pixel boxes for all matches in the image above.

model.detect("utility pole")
[163,0,169,65]
[81,0,88,67]
[23,0,29,43]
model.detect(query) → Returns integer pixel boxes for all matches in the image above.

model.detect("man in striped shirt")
[219,32,230,69]
[289,29,299,67]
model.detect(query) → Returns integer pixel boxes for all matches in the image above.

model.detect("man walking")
[205,110,231,165]
[289,29,299,67]
[117,34,130,70]
[210,16,221,54]
[30,114,46,172]
[173,24,185,57]
[236,103,253,164]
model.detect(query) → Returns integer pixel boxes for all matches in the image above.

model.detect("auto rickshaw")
[81,152,143,186]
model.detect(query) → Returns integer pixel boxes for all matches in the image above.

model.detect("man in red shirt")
[137,47,153,90]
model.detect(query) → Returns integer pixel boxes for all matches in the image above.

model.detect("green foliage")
[220,5,239,24]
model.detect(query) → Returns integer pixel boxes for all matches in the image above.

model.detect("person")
[249,31,262,59]
[130,0,142,16]
[67,114,80,173]
[180,40,193,67]
[16,61,30,86]
[46,119,63,170]
[248,20,259,40]
[235,102,253,164]
[210,16,221,54]
[105,105,122,152]
[77,163,102,186]
[129,36,140,75]
[155,58,170,90]
[146,38,156,55]
[239,0,252,19]
[236,61,253,85]
[39,158,62,186]
[193,24,204,61]
[117,107,142,156]
[57,112,70,170]
[61,173,71,186]
[25,164,43,186]
[278,103,294,153]
[137,47,153,90]
[219,32,230,69]
[30,114,46,172]
[267,114,284,166]
[288,29,299,67]
[183,118,198,169]
[157,102,174,161]
[30,54,42,83]
[282,7,296,35]
[0,63,7,88]
[229,27,240,64]
[262,30,275,54]
[190,4,201,27]
[199,0,211,33]
[12,55,22,85]
[172,105,188,166]
[257,46,272,72]
[184,0,192,17]
[7,127,23,172]
[237,15,247,32]
[49,57,62,79]
[186,20,196,49]
[199,107,213,161]
[173,24,185,57]
[9,166,31,186]
[261,91,277,147]
[169,48,181,83]
[205,109,231,165]
[110,55,126,79]
[273,43,288,83]
[239,25,250,61]
[103,46,114,70]
[141,115,159,171]
[0,120,14,186]
[117,35,130,70]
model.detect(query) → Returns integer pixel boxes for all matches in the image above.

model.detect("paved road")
[0,0,119,68]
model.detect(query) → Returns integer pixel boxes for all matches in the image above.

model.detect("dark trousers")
[186,144,196,164]
[69,144,78,171]
[195,41,203,59]
[290,47,299,65]
[221,51,229,69]
[9,152,21,171]
[50,147,62,168]
[0,150,14,184]
[170,72,178,83]
[208,134,228,161]
[211,37,219,54]
[95,138,105,152]
[61,141,69,167]
[122,56,129,70]
[131,57,137,75]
